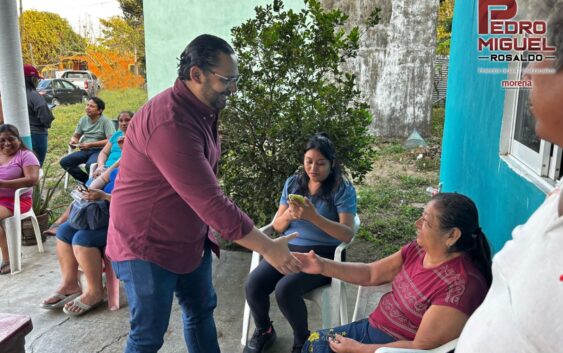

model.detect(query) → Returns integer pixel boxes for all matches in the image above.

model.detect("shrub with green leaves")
[220,0,377,225]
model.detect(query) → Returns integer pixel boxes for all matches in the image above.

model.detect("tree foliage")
[99,16,144,55]
[115,0,145,75]
[436,0,454,55]
[19,10,86,65]
[117,0,144,27]
[220,0,377,225]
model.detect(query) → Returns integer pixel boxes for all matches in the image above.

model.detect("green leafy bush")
[220,0,377,225]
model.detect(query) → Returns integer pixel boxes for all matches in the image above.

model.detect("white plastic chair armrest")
[259,223,274,237]
[13,187,32,220]
[249,223,274,272]
[375,339,457,353]
[334,214,360,262]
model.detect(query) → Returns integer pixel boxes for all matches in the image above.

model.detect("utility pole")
[134,46,139,75]
[18,0,35,66]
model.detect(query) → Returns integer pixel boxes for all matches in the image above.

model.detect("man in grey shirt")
[60,97,115,183]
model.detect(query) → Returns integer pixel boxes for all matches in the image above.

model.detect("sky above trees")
[21,0,122,38]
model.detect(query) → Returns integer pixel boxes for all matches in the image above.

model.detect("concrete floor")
[0,237,361,353]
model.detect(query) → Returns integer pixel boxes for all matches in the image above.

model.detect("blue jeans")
[112,244,219,353]
[301,318,396,353]
[60,148,101,183]
[31,133,48,166]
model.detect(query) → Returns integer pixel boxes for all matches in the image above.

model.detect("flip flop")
[63,297,104,317]
[43,223,61,237]
[0,262,10,275]
[40,292,82,310]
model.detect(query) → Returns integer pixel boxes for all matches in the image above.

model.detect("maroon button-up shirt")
[106,79,254,274]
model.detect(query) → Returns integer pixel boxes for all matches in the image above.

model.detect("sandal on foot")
[40,292,81,310]
[43,223,61,237]
[63,297,103,317]
[0,262,10,275]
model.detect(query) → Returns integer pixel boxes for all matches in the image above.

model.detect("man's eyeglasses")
[210,71,241,85]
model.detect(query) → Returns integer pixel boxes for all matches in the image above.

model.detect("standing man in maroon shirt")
[106,34,302,353]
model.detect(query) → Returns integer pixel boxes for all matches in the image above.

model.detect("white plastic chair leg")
[29,215,44,253]
[340,285,349,325]
[4,218,22,274]
[63,171,70,189]
[241,250,262,345]
[241,301,252,345]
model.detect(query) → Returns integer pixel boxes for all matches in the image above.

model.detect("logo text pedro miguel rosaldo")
[478,0,555,62]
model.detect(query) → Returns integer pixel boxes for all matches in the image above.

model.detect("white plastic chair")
[351,285,457,353]
[241,214,361,346]
[63,146,97,189]
[2,169,45,275]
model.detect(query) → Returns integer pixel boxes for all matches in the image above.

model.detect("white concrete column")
[0,0,32,147]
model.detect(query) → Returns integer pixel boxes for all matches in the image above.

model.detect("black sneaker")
[243,324,277,353]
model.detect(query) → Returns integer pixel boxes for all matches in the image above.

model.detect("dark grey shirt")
[26,88,54,134]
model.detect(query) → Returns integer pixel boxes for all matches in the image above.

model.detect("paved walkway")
[0,238,360,353]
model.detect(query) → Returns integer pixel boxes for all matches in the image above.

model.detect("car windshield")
[37,80,51,89]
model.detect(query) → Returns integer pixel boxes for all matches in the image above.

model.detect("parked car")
[36,79,89,106]
[56,70,101,97]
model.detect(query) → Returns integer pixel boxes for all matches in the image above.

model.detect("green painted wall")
[144,0,305,98]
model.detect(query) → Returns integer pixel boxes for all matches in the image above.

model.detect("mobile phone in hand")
[77,183,89,192]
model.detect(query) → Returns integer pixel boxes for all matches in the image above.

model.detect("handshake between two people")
[234,193,323,275]
[245,231,323,276]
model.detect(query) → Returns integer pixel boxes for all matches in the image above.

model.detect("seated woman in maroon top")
[296,193,492,353]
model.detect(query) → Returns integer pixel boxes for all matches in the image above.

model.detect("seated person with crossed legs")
[59,97,115,184]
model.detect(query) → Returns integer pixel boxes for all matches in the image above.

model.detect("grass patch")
[431,107,445,140]
[356,176,431,259]
[41,88,148,221]
[353,133,441,260]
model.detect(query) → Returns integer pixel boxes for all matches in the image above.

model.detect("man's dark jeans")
[31,133,48,167]
[60,148,101,183]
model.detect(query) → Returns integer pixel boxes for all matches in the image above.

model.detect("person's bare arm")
[294,249,403,286]
[94,141,112,170]
[272,204,291,233]
[234,227,302,274]
[69,132,82,147]
[80,139,108,150]
[0,165,39,189]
